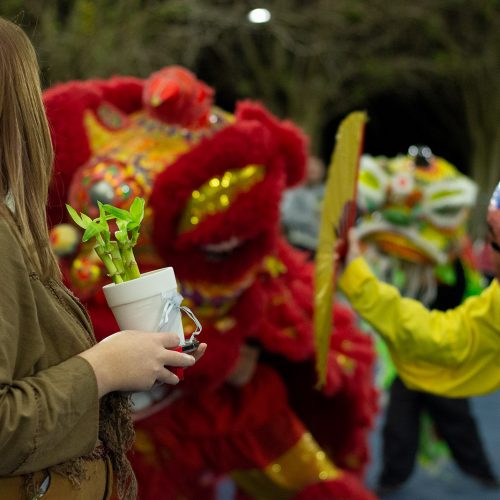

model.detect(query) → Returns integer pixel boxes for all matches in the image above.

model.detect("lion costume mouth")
[201,237,243,260]
[148,113,297,284]
[173,164,269,268]
[355,220,448,265]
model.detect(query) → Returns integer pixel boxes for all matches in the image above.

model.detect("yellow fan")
[314,111,367,387]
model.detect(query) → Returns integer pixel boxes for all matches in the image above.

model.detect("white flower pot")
[102,267,185,344]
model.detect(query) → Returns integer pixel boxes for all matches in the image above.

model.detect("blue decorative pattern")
[490,181,500,209]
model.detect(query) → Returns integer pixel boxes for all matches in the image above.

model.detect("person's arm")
[0,220,100,474]
[338,257,500,397]
[0,219,204,474]
[281,189,322,249]
[0,354,100,475]
[0,316,199,475]
[281,189,316,231]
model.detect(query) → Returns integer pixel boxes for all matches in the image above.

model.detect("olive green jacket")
[0,218,100,475]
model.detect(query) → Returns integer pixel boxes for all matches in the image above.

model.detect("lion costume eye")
[422,176,477,230]
[357,155,389,211]
[178,164,265,232]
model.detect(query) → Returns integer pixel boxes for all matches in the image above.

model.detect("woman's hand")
[336,228,362,268]
[78,331,201,398]
[346,227,362,265]
[190,342,207,362]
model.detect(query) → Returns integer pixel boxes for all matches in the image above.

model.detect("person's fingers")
[345,227,362,262]
[192,343,207,362]
[156,368,180,385]
[157,332,181,349]
[162,349,195,367]
[348,227,358,246]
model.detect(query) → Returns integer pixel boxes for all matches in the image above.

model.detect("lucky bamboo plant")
[66,197,145,284]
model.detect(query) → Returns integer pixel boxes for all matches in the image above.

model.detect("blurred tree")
[1,0,498,233]
[1,0,221,83]
[194,0,368,154]
[200,0,500,233]
[1,0,418,153]
[426,0,500,231]
[356,0,500,234]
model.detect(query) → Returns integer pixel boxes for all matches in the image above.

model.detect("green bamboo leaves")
[66,197,145,284]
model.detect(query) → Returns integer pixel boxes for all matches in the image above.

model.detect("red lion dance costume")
[45,67,377,499]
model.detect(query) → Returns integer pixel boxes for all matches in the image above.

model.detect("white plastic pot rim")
[102,267,176,308]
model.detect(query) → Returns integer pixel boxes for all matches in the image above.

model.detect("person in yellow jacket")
[338,181,500,398]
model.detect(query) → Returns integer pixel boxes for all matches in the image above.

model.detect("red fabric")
[143,66,214,128]
[44,76,144,225]
[132,366,375,499]
[149,119,286,284]
[44,66,378,500]
[235,101,308,187]
[132,366,304,498]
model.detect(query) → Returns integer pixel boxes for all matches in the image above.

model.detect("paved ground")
[365,390,500,499]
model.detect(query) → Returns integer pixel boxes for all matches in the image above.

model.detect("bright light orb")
[247,8,271,24]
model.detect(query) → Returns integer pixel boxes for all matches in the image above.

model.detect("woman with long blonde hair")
[0,17,205,499]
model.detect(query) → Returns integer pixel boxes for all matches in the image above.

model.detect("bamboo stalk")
[95,246,124,284]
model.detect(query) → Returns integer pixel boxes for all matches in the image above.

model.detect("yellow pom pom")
[71,256,102,287]
[50,224,80,256]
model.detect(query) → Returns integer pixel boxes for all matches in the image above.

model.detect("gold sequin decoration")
[178,165,265,232]
[134,429,158,466]
[84,110,193,177]
[264,433,340,489]
[231,432,341,498]
[264,256,287,278]
[344,453,362,469]
[281,327,297,339]
[341,340,353,352]
[337,353,356,375]
[215,317,237,332]
[230,469,292,500]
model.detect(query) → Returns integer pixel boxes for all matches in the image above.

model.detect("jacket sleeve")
[281,190,314,231]
[338,257,500,397]
[0,221,99,475]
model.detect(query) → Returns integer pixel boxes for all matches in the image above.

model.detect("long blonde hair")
[0,17,60,280]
